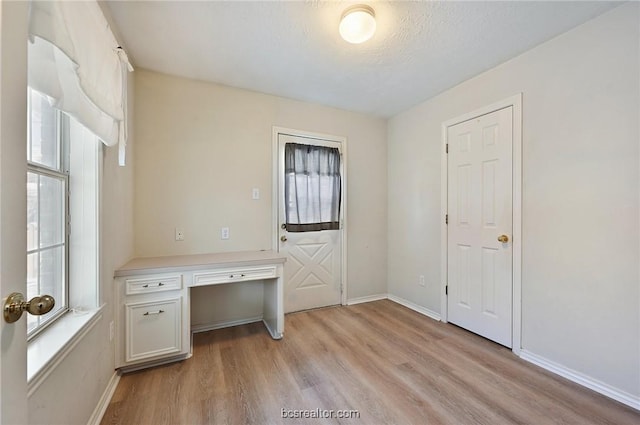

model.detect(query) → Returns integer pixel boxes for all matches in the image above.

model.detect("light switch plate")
[252,188,260,200]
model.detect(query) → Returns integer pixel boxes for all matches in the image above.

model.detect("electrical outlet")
[109,321,114,342]
[175,228,185,241]
[252,188,260,200]
[419,275,426,287]
[221,227,230,240]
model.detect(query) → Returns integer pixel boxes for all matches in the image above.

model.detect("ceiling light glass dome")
[339,5,376,44]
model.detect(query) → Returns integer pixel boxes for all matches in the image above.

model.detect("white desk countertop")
[114,250,286,277]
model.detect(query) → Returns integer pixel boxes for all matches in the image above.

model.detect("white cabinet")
[115,273,189,369]
[125,297,182,362]
[114,251,285,371]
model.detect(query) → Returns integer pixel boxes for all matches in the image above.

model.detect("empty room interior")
[0,1,639,424]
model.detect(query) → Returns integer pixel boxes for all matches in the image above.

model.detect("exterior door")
[447,106,513,347]
[277,133,343,313]
[1,1,29,422]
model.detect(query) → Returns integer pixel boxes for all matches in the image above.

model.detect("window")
[27,88,100,338]
[284,142,342,232]
[27,89,68,335]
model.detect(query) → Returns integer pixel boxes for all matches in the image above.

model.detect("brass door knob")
[3,292,55,323]
[498,235,509,243]
[280,235,288,242]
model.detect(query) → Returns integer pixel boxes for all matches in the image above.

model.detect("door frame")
[440,94,523,354]
[272,126,348,307]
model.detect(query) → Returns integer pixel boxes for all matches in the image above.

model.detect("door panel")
[447,107,513,347]
[277,133,343,313]
[0,1,30,421]
[284,230,341,311]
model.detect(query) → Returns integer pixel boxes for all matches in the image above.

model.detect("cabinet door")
[125,297,182,363]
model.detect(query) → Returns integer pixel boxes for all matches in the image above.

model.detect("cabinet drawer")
[192,265,277,286]
[125,275,181,295]
[125,298,182,363]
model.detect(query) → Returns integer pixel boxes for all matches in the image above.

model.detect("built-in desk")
[114,250,286,371]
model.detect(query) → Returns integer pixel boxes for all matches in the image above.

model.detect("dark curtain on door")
[284,142,341,232]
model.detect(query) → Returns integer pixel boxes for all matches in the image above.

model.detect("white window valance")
[28,0,133,161]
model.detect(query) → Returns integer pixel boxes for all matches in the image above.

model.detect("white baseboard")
[346,293,442,322]
[86,371,120,425]
[387,294,441,322]
[119,354,191,374]
[346,294,388,305]
[191,316,263,334]
[520,349,640,411]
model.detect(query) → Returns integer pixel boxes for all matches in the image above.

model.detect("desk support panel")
[262,266,284,339]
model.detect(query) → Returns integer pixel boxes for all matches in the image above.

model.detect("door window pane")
[284,143,341,232]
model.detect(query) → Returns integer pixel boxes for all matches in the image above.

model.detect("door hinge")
[446,143,448,154]
[445,214,448,225]
[445,285,448,295]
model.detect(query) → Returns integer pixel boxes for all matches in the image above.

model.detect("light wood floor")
[101,300,639,425]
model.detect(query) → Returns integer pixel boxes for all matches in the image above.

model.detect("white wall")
[388,3,639,399]
[27,67,135,425]
[134,70,387,325]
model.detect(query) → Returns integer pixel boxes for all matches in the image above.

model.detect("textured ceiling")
[105,1,620,118]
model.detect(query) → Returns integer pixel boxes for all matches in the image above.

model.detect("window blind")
[28,1,133,163]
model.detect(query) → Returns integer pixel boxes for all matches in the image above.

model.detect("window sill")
[27,305,104,396]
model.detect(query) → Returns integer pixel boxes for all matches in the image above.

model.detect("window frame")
[26,98,103,387]
[26,88,71,339]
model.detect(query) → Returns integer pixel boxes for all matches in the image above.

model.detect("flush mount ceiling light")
[339,5,376,44]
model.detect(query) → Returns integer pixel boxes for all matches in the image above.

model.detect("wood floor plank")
[101,300,640,425]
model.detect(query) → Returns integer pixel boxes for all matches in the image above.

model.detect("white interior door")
[1,1,29,422]
[447,106,513,347]
[277,133,343,313]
